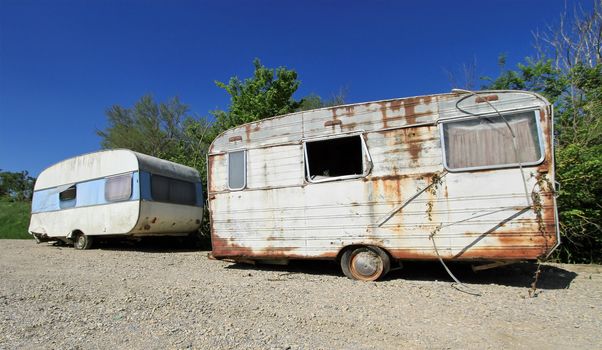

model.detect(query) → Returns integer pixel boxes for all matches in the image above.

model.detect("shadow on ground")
[225,260,578,289]
[50,237,579,289]
[52,235,210,253]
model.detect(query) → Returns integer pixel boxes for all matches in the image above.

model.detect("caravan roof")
[35,149,200,191]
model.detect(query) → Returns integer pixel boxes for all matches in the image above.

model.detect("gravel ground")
[0,239,600,350]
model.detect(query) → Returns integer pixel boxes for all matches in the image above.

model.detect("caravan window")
[304,134,366,182]
[59,185,76,209]
[441,110,544,171]
[105,173,132,202]
[228,150,246,190]
[151,175,196,205]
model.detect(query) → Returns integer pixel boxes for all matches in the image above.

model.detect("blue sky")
[0,0,590,176]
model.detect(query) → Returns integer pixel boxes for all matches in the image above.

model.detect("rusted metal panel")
[208,90,558,262]
[129,201,202,235]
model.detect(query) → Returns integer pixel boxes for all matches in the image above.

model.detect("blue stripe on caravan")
[195,183,204,207]
[31,172,141,214]
[139,171,152,201]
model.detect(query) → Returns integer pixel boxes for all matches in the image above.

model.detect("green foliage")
[482,57,567,104]
[297,88,347,112]
[96,95,212,183]
[97,59,307,239]
[0,170,35,202]
[0,200,32,239]
[211,58,301,134]
[97,95,193,159]
[555,144,602,262]
[483,59,602,263]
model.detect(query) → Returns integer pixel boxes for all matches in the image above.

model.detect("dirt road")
[0,240,600,349]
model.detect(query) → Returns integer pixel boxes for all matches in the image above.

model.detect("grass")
[0,201,32,239]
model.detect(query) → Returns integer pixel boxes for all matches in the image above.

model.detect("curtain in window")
[105,173,132,202]
[444,112,541,170]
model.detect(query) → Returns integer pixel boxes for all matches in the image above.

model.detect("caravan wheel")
[73,232,93,250]
[341,246,390,281]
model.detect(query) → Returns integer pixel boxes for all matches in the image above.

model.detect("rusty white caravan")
[207,90,560,280]
[29,150,203,249]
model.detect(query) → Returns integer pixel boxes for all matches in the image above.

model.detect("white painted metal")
[34,150,139,190]
[29,149,202,241]
[208,91,558,261]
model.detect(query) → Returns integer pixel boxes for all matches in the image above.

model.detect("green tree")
[97,95,192,159]
[297,87,347,112]
[210,58,301,135]
[0,170,36,202]
[481,0,601,266]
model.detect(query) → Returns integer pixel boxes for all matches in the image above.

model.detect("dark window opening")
[59,185,76,201]
[305,135,364,181]
[151,175,196,205]
[59,185,76,209]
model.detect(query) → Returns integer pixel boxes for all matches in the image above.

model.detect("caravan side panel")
[209,91,559,262]
[29,201,140,237]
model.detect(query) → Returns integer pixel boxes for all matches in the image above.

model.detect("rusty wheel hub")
[350,250,383,281]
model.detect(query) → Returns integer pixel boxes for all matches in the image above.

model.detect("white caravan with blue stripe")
[29,149,203,249]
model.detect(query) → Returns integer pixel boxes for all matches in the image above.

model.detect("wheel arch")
[336,243,393,262]
[67,229,84,240]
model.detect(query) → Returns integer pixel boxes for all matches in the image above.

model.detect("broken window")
[228,150,246,190]
[304,134,367,182]
[442,111,543,171]
[59,185,76,209]
[105,173,132,202]
[151,175,196,205]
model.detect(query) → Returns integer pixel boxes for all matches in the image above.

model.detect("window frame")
[58,184,77,209]
[104,172,133,202]
[439,109,546,172]
[227,149,247,191]
[59,185,77,201]
[302,132,372,184]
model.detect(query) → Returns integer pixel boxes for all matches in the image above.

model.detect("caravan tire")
[341,246,390,281]
[73,233,93,250]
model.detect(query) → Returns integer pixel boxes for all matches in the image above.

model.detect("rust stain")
[344,106,355,116]
[475,95,499,103]
[324,120,342,127]
[403,96,434,126]
[390,99,403,112]
[388,249,436,260]
[458,247,545,260]
[342,122,357,130]
[404,98,418,125]
[229,136,242,142]
[207,156,215,193]
[380,102,388,129]
[211,236,255,257]
[379,98,434,128]
[381,178,402,201]
[366,172,437,182]
[212,235,336,260]
[402,128,422,164]
[245,125,251,141]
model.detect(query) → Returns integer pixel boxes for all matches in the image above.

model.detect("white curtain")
[105,173,132,202]
[445,113,540,169]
